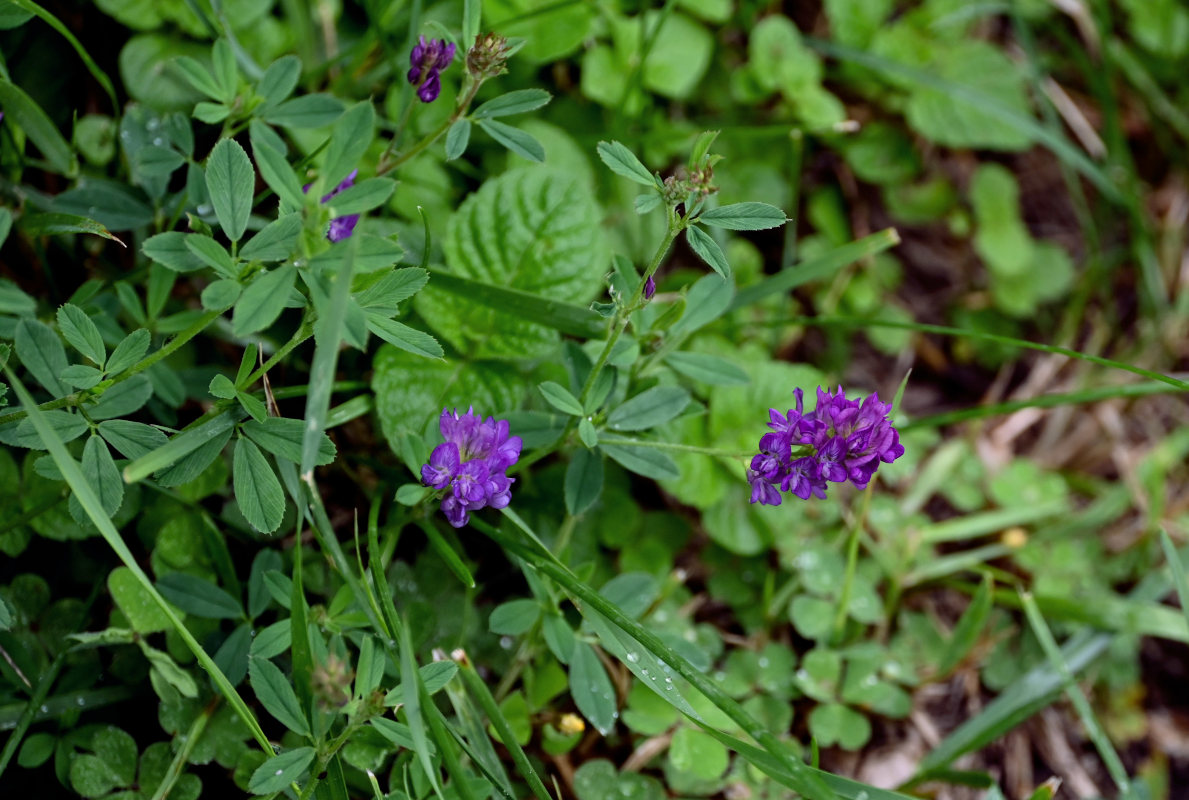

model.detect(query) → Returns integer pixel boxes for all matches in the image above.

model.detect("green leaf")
[142,231,206,272]
[257,55,301,106]
[809,702,871,750]
[56,303,106,367]
[601,443,679,480]
[564,447,603,515]
[108,565,173,633]
[232,265,297,336]
[248,746,315,794]
[60,364,103,390]
[20,212,124,244]
[249,656,311,736]
[971,164,1033,278]
[50,179,152,231]
[70,753,122,797]
[240,213,302,261]
[472,89,552,119]
[2,409,88,449]
[97,419,167,460]
[0,596,12,631]
[327,178,395,215]
[105,329,150,376]
[445,118,471,160]
[364,314,443,359]
[185,234,237,277]
[665,351,749,385]
[201,278,242,311]
[14,317,69,397]
[671,274,734,336]
[489,599,541,635]
[205,138,255,242]
[242,417,335,466]
[233,437,286,533]
[324,101,375,189]
[423,268,604,339]
[569,641,617,735]
[685,224,731,278]
[74,434,123,517]
[211,38,238,103]
[88,374,152,419]
[578,418,598,448]
[939,576,993,675]
[415,169,608,359]
[250,121,306,209]
[477,119,544,162]
[354,267,429,312]
[596,141,655,186]
[698,202,787,231]
[157,573,244,619]
[0,276,36,315]
[607,386,690,431]
[538,381,584,416]
[669,727,729,781]
[172,55,223,101]
[262,94,345,128]
[0,77,75,176]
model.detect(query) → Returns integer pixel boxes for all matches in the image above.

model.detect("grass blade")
[425,268,605,338]
[730,228,900,310]
[1160,529,1189,632]
[3,367,274,756]
[1020,592,1132,794]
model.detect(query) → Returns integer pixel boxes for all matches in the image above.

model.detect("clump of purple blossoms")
[304,169,360,243]
[747,387,904,505]
[408,36,456,103]
[420,407,523,528]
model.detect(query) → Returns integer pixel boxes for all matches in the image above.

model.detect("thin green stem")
[832,485,873,642]
[378,77,485,176]
[597,435,749,459]
[150,701,212,800]
[0,650,64,778]
[0,309,222,427]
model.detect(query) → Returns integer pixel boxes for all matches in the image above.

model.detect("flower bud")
[467,33,511,80]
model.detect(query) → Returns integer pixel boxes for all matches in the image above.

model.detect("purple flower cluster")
[304,169,359,243]
[408,36,456,103]
[421,407,522,528]
[747,387,904,505]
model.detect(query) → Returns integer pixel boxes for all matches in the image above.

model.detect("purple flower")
[303,169,361,243]
[408,36,456,103]
[420,406,522,528]
[746,386,902,504]
[644,276,656,300]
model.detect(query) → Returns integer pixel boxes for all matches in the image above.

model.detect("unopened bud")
[644,276,656,300]
[467,33,511,79]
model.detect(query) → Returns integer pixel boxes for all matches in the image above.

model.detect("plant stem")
[377,78,484,176]
[832,484,873,643]
[0,309,222,427]
[597,435,749,459]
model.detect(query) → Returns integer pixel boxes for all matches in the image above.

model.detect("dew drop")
[626,652,639,663]
[275,769,283,776]
[39,705,48,713]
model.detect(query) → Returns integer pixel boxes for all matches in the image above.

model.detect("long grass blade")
[3,367,274,755]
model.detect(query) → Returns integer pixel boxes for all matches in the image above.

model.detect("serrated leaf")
[241,417,335,466]
[596,140,655,186]
[98,419,168,460]
[142,232,206,272]
[205,138,255,242]
[250,121,306,209]
[233,265,297,336]
[21,212,124,245]
[105,329,150,376]
[685,224,731,278]
[185,233,236,278]
[15,317,69,397]
[324,101,375,189]
[2,409,88,449]
[565,447,603,515]
[445,118,470,160]
[607,386,690,431]
[364,314,442,358]
[248,746,316,794]
[477,119,544,162]
[0,77,74,176]
[538,381,584,416]
[75,434,123,517]
[233,437,286,533]
[240,214,302,262]
[472,89,552,119]
[354,267,428,311]
[698,202,787,231]
[135,145,185,176]
[157,573,243,619]
[249,657,311,736]
[327,178,395,215]
[414,169,608,360]
[88,374,152,419]
[57,303,106,367]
